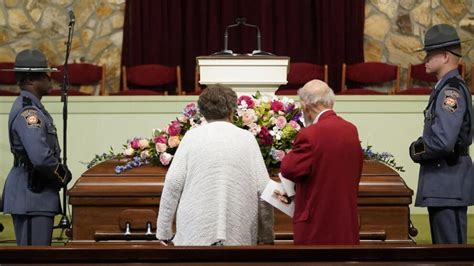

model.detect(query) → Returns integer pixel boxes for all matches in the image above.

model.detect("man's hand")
[409,137,425,163]
[273,189,292,204]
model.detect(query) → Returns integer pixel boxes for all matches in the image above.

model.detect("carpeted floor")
[1,214,473,245]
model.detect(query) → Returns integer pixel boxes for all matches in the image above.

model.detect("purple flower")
[182,103,198,118]
[285,103,295,113]
[292,111,302,122]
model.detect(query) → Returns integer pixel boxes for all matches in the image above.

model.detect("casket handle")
[145,222,153,236]
[124,222,131,236]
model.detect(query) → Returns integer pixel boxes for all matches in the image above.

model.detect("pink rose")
[238,95,255,108]
[289,120,301,130]
[130,138,141,149]
[242,109,257,126]
[159,152,173,165]
[168,136,181,148]
[154,135,167,144]
[275,116,287,128]
[155,143,167,153]
[167,121,181,136]
[270,100,284,112]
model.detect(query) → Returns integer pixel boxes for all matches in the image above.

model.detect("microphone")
[67,8,75,25]
[240,19,273,56]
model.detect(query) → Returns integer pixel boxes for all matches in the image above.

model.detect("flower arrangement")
[363,145,405,172]
[86,92,404,175]
[87,93,303,175]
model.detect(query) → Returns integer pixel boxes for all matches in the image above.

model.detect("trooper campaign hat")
[1,49,58,72]
[416,24,465,53]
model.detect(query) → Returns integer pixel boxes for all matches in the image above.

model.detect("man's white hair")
[297,79,335,107]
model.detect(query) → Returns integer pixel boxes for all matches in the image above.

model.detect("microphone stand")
[240,20,273,56]
[54,16,75,240]
[212,19,242,56]
[212,17,273,56]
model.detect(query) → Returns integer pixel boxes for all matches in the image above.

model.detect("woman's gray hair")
[198,84,237,120]
[297,79,335,107]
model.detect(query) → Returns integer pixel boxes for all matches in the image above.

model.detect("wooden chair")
[50,63,106,96]
[340,62,400,95]
[117,64,182,95]
[182,66,203,95]
[276,62,328,95]
[396,63,466,95]
[0,62,19,96]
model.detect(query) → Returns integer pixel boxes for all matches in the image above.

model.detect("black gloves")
[409,137,425,163]
[54,164,72,187]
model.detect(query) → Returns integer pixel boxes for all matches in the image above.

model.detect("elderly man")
[280,79,363,245]
[410,24,473,244]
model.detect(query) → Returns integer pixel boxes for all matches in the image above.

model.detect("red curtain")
[122,0,365,92]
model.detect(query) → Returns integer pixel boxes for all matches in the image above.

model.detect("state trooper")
[410,24,473,244]
[1,49,71,246]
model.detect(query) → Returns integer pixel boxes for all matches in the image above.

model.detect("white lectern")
[196,56,290,95]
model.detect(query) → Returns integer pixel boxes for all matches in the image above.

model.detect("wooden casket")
[68,160,414,245]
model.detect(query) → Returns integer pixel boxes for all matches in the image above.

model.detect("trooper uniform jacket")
[414,69,474,207]
[1,90,62,216]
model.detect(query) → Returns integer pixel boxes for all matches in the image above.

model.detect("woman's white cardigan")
[156,121,274,245]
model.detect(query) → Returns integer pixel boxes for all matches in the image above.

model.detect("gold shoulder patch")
[442,89,459,113]
[20,109,42,128]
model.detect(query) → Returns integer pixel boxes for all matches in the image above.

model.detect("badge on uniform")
[20,109,42,128]
[442,89,459,113]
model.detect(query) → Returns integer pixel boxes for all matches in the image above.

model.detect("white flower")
[242,109,257,126]
[124,147,135,156]
[140,150,150,159]
[138,139,150,149]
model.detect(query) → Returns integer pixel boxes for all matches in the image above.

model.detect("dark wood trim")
[1,245,474,264]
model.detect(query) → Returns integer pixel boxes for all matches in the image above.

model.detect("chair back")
[122,64,182,95]
[276,62,328,95]
[50,63,106,95]
[341,62,400,94]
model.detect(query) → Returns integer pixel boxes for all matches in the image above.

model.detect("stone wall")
[0,0,125,94]
[365,0,474,89]
[1,1,473,94]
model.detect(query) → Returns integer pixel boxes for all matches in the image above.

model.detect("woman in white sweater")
[156,85,274,246]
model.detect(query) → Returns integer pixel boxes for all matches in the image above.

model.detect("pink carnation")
[275,116,287,128]
[160,152,173,165]
[270,100,284,112]
[238,95,255,108]
[289,120,301,130]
